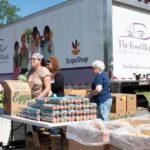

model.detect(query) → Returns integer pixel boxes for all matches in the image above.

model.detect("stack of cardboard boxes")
[110,93,136,120]
[64,89,137,120]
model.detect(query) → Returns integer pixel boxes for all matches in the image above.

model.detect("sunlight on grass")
[0,101,3,108]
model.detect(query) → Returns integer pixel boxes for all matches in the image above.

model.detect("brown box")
[26,134,35,150]
[2,80,31,116]
[51,135,68,150]
[109,113,118,120]
[0,83,4,102]
[51,135,61,150]
[126,111,136,117]
[111,93,126,115]
[26,131,51,150]
[40,143,51,150]
[69,140,109,150]
[71,89,89,97]
[64,89,73,96]
[26,131,40,150]
[126,94,136,114]
[65,89,90,97]
[109,145,123,150]
[117,112,127,119]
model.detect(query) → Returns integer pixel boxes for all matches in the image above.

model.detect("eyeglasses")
[46,60,51,65]
[29,58,39,61]
[46,63,51,66]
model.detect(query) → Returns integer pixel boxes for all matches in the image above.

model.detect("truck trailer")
[0,0,150,93]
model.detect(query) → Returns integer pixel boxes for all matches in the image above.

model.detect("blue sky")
[9,0,66,17]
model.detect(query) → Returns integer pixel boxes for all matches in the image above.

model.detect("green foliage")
[0,92,4,101]
[18,74,27,82]
[0,0,20,25]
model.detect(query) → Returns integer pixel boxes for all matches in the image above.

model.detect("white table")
[0,114,92,150]
[0,114,76,128]
[0,115,75,150]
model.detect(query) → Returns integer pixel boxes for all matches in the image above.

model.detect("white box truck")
[0,0,150,93]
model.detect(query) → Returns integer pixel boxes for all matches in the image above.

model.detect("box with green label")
[0,83,4,102]
[2,80,31,116]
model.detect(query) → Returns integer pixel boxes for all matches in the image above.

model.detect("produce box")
[126,94,136,116]
[109,113,118,120]
[111,93,126,116]
[70,89,90,97]
[69,140,109,150]
[51,135,68,150]
[64,89,90,97]
[64,89,73,96]
[2,80,31,116]
[0,83,4,102]
[109,145,123,150]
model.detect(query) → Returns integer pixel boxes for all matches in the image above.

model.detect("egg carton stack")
[19,96,97,123]
[19,107,41,121]
[37,96,97,123]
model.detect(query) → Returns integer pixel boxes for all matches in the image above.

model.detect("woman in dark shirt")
[46,56,64,97]
[90,60,112,121]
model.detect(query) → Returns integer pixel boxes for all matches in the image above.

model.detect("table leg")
[11,121,14,149]
[24,124,27,148]
[60,128,64,150]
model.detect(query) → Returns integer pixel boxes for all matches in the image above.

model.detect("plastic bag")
[66,119,109,146]
[110,125,150,150]
[104,119,131,130]
[127,115,150,126]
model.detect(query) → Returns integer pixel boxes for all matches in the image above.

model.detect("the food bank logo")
[72,39,80,55]
[117,23,150,52]
[120,23,150,40]
[65,39,88,65]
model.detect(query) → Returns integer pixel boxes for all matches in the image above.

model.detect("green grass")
[0,101,3,108]
[137,92,150,103]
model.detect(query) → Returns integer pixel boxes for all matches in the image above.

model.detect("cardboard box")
[26,131,40,150]
[69,140,109,150]
[109,145,123,150]
[0,83,4,101]
[64,89,73,96]
[71,89,90,97]
[51,135,61,150]
[2,80,31,116]
[40,143,51,150]
[109,113,118,120]
[51,135,68,150]
[111,93,126,116]
[26,134,35,150]
[26,131,51,150]
[126,111,136,117]
[126,94,136,114]
[64,89,90,97]
[117,112,127,119]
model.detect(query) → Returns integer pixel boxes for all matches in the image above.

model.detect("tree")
[0,0,20,25]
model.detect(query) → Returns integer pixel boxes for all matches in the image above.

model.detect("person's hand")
[92,90,99,96]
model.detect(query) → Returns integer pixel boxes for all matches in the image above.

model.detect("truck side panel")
[113,5,150,80]
[0,0,112,84]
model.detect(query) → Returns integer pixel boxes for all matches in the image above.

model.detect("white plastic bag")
[66,119,109,146]
[110,125,150,150]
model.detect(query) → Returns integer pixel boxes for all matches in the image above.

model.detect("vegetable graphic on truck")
[72,39,80,55]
